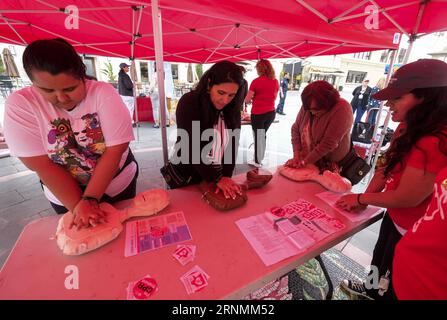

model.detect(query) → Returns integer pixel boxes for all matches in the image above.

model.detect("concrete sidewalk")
[0,90,381,272]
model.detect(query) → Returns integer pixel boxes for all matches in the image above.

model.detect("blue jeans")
[352,102,367,124]
[276,91,287,113]
[367,108,378,125]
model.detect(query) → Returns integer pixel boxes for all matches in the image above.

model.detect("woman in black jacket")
[351,79,372,124]
[172,61,245,199]
[118,62,135,122]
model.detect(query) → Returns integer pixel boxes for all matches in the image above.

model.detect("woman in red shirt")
[245,59,279,167]
[336,59,447,300]
[393,166,447,299]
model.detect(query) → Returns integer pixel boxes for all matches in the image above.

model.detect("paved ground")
[0,89,382,271]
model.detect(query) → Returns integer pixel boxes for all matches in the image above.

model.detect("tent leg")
[130,60,140,142]
[402,34,416,65]
[365,49,397,182]
[152,0,169,165]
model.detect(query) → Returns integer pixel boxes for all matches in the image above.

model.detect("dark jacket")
[173,91,241,183]
[280,77,289,93]
[351,85,372,109]
[118,70,133,96]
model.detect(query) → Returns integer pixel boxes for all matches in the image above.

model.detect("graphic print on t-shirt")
[47,112,105,185]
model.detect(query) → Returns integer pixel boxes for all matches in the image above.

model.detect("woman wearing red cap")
[392,166,447,299]
[336,59,447,300]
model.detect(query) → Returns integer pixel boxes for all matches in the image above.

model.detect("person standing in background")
[367,78,386,125]
[276,72,290,115]
[149,69,170,128]
[276,72,290,116]
[245,59,279,167]
[351,79,371,124]
[118,63,135,124]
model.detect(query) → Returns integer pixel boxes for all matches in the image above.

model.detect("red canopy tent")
[1,0,445,163]
[0,0,401,62]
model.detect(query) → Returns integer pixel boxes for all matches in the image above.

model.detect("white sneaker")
[247,159,262,168]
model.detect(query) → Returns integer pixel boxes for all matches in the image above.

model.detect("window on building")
[380,50,389,63]
[83,57,97,78]
[140,62,149,82]
[398,48,407,63]
[353,51,372,60]
[171,64,179,80]
[346,71,367,84]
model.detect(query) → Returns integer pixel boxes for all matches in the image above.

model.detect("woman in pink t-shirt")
[336,59,447,300]
[245,59,279,166]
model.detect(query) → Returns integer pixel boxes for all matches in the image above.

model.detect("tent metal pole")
[251,32,299,57]
[403,35,415,65]
[29,23,127,58]
[367,49,396,163]
[403,1,428,64]
[151,0,169,165]
[131,7,140,141]
[295,0,328,22]
[332,0,369,21]
[331,1,418,24]
[270,41,305,59]
[306,43,344,58]
[402,0,426,65]
[131,59,140,141]
[204,26,236,63]
[237,29,265,47]
[365,49,397,182]
[1,16,27,44]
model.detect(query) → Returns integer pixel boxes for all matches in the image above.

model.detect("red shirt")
[393,166,447,300]
[249,76,279,115]
[385,125,447,230]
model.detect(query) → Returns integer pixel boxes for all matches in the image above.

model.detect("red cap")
[373,59,447,100]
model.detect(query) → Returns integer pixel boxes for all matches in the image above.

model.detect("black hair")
[384,86,447,176]
[23,38,86,80]
[193,60,245,129]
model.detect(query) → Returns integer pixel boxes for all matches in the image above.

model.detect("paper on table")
[235,214,301,266]
[236,199,345,266]
[124,211,193,257]
[180,265,210,294]
[316,191,383,222]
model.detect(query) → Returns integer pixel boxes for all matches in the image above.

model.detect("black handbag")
[160,161,197,189]
[352,121,375,144]
[338,146,371,185]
